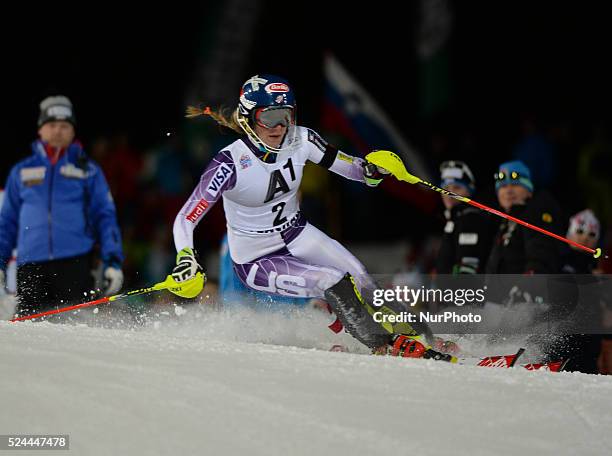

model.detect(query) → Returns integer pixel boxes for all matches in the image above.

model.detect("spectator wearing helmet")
[561,209,601,274]
[435,160,497,274]
[485,160,562,274]
[0,96,124,319]
[545,209,606,374]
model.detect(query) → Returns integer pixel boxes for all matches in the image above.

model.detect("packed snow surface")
[1,305,611,456]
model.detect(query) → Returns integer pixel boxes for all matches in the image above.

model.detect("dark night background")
[4,3,612,164]
[2,2,612,276]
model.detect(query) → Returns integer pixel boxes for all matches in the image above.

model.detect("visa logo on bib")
[206,163,233,198]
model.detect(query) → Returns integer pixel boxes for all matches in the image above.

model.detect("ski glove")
[363,162,391,187]
[103,257,124,296]
[172,247,203,283]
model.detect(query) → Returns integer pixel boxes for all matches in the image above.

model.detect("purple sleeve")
[173,150,236,252]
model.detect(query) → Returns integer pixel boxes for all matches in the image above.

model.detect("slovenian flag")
[322,54,437,213]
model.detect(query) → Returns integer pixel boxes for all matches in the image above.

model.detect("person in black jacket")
[485,160,562,275]
[554,209,606,373]
[436,160,496,275]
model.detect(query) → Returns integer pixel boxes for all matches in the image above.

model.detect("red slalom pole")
[467,200,601,258]
[10,296,111,322]
[366,150,604,259]
[10,278,171,323]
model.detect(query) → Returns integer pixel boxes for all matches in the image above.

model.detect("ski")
[521,359,570,372]
[451,351,568,372]
[389,335,526,368]
[454,348,525,368]
[387,336,567,372]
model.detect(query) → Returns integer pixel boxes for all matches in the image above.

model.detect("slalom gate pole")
[366,150,604,259]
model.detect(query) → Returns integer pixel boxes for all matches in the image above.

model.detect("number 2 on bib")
[272,202,287,226]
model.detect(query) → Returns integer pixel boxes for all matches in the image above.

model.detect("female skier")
[170,74,438,359]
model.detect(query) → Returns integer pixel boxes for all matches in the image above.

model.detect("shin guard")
[324,274,393,349]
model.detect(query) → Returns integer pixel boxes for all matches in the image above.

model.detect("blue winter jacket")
[0,140,123,268]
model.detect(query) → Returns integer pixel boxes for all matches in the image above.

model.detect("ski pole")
[366,150,604,259]
[9,277,173,323]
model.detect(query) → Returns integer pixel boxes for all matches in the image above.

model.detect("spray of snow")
[2,308,611,455]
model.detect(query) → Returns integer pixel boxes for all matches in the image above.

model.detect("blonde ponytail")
[185,105,243,135]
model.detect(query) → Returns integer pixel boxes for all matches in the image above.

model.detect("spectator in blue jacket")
[0,95,124,318]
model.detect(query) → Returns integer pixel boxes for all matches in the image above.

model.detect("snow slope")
[1,307,611,456]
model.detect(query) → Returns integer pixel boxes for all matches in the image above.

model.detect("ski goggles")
[254,107,294,129]
[494,170,534,192]
[494,171,523,181]
[440,160,475,192]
